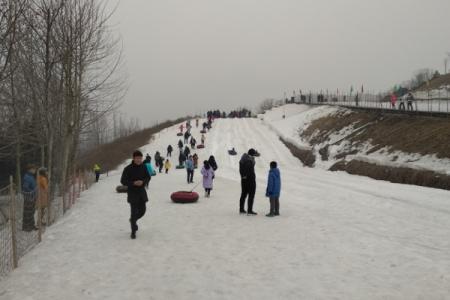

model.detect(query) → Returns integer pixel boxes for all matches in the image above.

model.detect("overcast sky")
[109,0,450,125]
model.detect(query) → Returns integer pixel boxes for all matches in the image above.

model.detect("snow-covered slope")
[1,118,450,300]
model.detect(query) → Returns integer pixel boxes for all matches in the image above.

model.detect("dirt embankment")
[330,160,450,191]
[77,118,188,173]
[280,138,316,167]
[298,109,450,190]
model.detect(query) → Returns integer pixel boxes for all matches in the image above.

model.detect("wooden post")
[9,176,18,269]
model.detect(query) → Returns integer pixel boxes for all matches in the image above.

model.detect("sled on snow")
[228,149,237,156]
[200,130,207,134]
[197,144,205,149]
[171,191,199,204]
[116,185,128,193]
[177,132,183,136]
[176,165,185,169]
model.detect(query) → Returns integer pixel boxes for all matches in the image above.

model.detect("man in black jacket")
[239,148,257,215]
[120,150,151,239]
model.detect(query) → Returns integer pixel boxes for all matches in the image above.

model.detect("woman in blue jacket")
[265,161,281,217]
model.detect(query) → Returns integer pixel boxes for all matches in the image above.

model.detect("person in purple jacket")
[265,161,281,217]
[201,160,215,198]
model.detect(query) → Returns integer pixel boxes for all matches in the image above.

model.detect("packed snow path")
[1,119,450,300]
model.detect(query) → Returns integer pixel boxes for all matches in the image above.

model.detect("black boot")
[267,198,275,217]
[274,198,280,216]
[247,211,257,216]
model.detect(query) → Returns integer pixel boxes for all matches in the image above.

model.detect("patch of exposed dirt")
[329,160,450,191]
[280,138,316,167]
[301,110,450,159]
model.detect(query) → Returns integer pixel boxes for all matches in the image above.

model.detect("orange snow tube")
[171,191,199,204]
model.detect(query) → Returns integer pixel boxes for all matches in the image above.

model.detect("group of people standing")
[239,149,281,217]
[120,118,282,240]
[390,92,415,111]
[21,164,50,231]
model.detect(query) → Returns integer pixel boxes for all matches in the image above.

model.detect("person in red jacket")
[390,93,397,109]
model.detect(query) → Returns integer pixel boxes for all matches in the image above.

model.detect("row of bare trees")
[0,0,126,193]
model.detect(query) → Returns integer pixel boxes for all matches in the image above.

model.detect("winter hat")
[248,148,257,156]
[133,150,143,157]
[270,161,277,169]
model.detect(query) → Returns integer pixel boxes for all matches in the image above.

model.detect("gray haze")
[110,0,450,125]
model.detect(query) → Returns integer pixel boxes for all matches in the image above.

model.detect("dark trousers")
[205,188,211,196]
[399,102,405,110]
[167,151,172,157]
[95,172,100,182]
[129,201,146,233]
[240,179,256,212]
[407,102,413,111]
[187,169,194,183]
[269,197,280,214]
[22,195,36,231]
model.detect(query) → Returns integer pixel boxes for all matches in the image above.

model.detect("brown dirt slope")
[415,73,450,92]
[77,118,187,173]
[330,160,450,191]
[301,111,450,159]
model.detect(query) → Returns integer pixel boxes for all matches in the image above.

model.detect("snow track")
[1,119,449,300]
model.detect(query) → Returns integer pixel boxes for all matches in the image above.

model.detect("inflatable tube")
[176,165,185,169]
[228,151,237,156]
[200,130,207,134]
[197,144,205,149]
[171,191,199,204]
[177,132,183,136]
[116,185,128,193]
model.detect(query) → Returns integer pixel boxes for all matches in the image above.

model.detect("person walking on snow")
[239,149,257,215]
[179,152,186,167]
[167,145,173,157]
[201,134,206,145]
[164,159,172,174]
[120,151,150,239]
[93,164,101,182]
[407,92,415,111]
[179,124,184,134]
[201,160,215,198]
[154,151,161,168]
[184,146,191,158]
[184,131,190,144]
[190,137,197,149]
[265,161,281,217]
[196,118,199,128]
[157,155,164,173]
[186,155,195,183]
[390,93,397,109]
[208,155,218,171]
[178,139,184,150]
[22,164,38,231]
[192,153,199,169]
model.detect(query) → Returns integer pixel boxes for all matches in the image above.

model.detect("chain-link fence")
[0,171,96,279]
